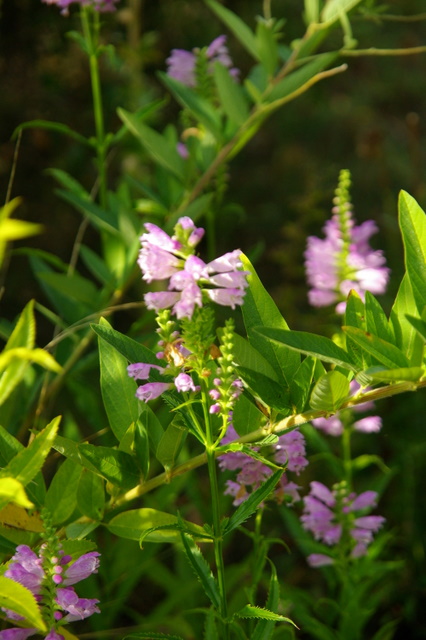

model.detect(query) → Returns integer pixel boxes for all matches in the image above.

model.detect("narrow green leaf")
[0,576,46,631]
[39,271,101,307]
[0,301,35,406]
[256,20,279,76]
[256,327,357,372]
[289,356,316,412]
[138,403,165,454]
[205,0,259,60]
[235,604,297,627]
[159,73,222,139]
[156,417,187,471]
[120,420,150,480]
[57,189,120,236]
[390,274,424,365]
[98,318,140,442]
[0,347,62,374]
[47,168,90,198]
[399,191,426,314]
[310,370,350,412]
[365,366,424,383]
[3,417,61,487]
[267,52,338,103]
[241,255,300,385]
[77,469,105,520]
[365,292,394,344]
[0,477,34,511]
[321,0,363,25]
[252,563,281,640]
[213,62,250,125]
[238,367,291,413]
[45,457,82,525]
[107,508,208,543]
[232,393,264,437]
[124,634,185,640]
[78,444,140,490]
[13,119,90,146]
[91,321,159,366]
[223,469,284,535]
[344,291,369,368]
[405,314,426,341]
[342,326,410,369]
[80,245,113,285]
[118,108,185,181]
[180,532,221,609]
[232,333,279,382]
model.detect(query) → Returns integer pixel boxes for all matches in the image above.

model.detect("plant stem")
[81,8,108,210]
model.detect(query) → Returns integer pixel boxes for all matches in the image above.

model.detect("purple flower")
[301,482,385,563]
[42,0,119,15]
[1,546,100,639]
[219,425,308,506]
[305,170,389,313]
[353,416,382,433]
[166,35,238,88]
[127,363,165,380]
[306,553,335,568]
[174,372,199,393]
[312,415,344,437]
[138,218,248,319]
[135,382,172,402]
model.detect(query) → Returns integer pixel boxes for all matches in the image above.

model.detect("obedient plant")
[2,1,426,640]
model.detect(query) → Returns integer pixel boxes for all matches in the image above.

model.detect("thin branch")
[342,46,426,56]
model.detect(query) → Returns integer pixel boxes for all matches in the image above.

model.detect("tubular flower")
[138,217,249,320]
[219,425,308,506]
[304,169,389,313]
[301,481,385,567]
[1,545,100,639]
[42,0,119,15]
[166,35,239,88]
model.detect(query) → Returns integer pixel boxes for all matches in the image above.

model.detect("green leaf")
[0,347,62,374]
[399,191,426,314]
[232,393,265,437]
[405,315,426,342]
[256,327,357,372]
[241,255,300,385]
[321,0,363,25]
[120,420,150,480]
[159,73,222,139]
[107,508,208,543]
[0,427,45,507]
[156,417,187,471]
[342,326,410,369]
[390,274,424,365]
[91,321,159,366]
[124,634,185,640]
[98,318,140,442]
[205,0,259,60]
[223,469,284,535]
[57,189,120,236]
[256,20,279,76]
[252,562,280,640]
[180,531,221,609]
[232,333,279,382]
[118,108,185,181]
[310,370,350,412]
[344,291,369,368]
[289,356,316,412]
[238,367,291,413]
[235,604,297,627]
[213,62,250,125]
[39,271,101,308]
[2,417,61,487]
[0,301,35,406]
[267,52,338,103]
[365,366,424,383]
[138,403,165,454]
[365,292,394,344]
[77,469,105,520]
[78,444,140,490]
[13,118,90,146]
[44,457,82,525]
[0,576,46,631]
[0,477,34,511]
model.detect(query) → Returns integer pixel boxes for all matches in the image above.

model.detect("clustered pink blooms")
[219,425,308,506]
[139,217,249,320]
[312,380,382,437]
[128,360,201,403]
[304,171,389,314]
[301,481,385,567]
[42,0,119,15]
[1,545,100,639]
[166,35,239,88]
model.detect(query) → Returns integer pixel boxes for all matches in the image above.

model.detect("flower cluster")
[304,169,389,313]
[219,425,308,506]
[301,481,385,567]
[42,0,119,15]
[139,217,249,320]
[1,544,100,639]
[166,36,239,88]
[312,380,382,437]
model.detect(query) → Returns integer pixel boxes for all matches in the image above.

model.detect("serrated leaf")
[252,563,281,640]
[156,417,187,471]
[310,370,350,412]
[399,191,426,314]
[118,108,185,181]
[78,444,140,490]
[205,0,259,60]
[98,318,140,442]
[289,355,316,412]
[235,604,297,627]
[0,576,46,631]
[238,367,291,413]
[256,327,357,372]
[180,531,221,609]
[214,62,250,125]
[241,255,300,385]
[223,469,284,535]
[2,417,61,487]
[232,333,279,382]
[342,326,409,369]
[107,508,208,543]
[0,503,43,532]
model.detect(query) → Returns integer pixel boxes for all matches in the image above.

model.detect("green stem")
[81,8,108,210]
[202,386,229,639]
[341,422,352,490]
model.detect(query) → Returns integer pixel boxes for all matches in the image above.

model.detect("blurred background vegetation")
[1,1,426,637]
